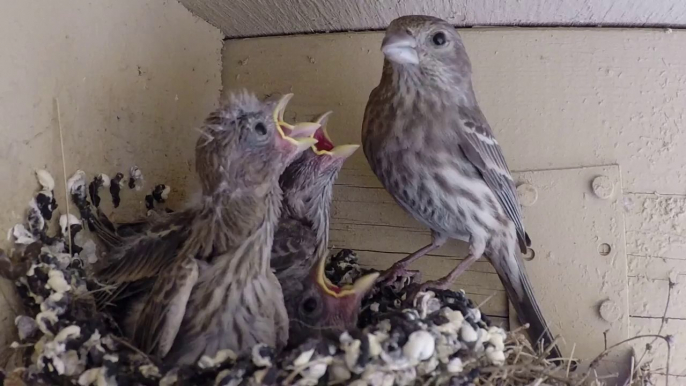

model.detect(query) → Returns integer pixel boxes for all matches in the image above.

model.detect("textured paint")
[630,318,686,376]
[179,0,686,38]
[0,0,222,367]
[223,28,686,373]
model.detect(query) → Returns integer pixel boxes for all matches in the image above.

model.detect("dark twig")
[632,278,674,383]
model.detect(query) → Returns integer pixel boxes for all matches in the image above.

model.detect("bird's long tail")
[493,249,566,365]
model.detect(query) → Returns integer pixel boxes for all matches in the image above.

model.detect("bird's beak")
[272,93,320,151]
[382,31,418,65]
[312,252,379,299]
[327,144,360,159]
[310,111,360,160]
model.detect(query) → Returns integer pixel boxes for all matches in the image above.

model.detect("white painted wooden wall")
[179,0,686,38]
[222,29,686,382]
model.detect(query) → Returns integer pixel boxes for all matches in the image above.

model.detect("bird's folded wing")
[86,208,124,249]
[271,217,317,276]
[133,256,199,357]
[456,107,530,250]
[111,218,149,239]
[97,215,190,284]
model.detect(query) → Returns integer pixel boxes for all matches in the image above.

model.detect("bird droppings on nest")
[128,166,144,191]
[143,195,154,211]
[7,171,65,251]
[109,173,124,208]
[59,213,83,256]
[34,170,58,222]
[1,171,658,386]
[153,184,171,203]
[145,184,171,211]
[3,241,512,385]
[88,174,110,208]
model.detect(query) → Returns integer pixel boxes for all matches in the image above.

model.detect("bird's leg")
[379,233,447,285]
[409,235,486,299]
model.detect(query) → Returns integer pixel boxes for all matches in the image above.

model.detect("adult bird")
[272,111,378,345]
[95,92,319,365]
[361,15,563,361]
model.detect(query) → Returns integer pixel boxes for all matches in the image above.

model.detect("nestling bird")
[95,91,319,365]
[271,111,378,345]
[283,251,378,346]
[274,110,359,278]
[361,15,563,361]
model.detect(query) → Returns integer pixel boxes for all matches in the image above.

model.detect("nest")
[0,170,664,386]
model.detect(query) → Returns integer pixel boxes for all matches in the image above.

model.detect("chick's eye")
[301,297,318,314]
[254,122,267,136]
[432,32,447,46]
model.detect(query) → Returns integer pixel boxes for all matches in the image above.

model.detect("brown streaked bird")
[270,111,378,345]
[361,15,563,362]
[95,92,319,365]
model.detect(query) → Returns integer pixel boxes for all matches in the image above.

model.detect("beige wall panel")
[218,27,686,372]
[0,0,223,367]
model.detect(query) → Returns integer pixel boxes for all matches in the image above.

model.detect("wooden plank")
[180,0,686,38]
[487,316,508,330]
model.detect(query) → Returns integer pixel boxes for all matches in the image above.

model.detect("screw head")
[599,300,621,323]
[592,176,614,199]
[517,183,538,207]
[598,243,612,256]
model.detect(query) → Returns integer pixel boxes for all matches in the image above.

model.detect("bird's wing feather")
[455,106,530,251]
[85,206,150,250]
[97,213,191,284]
[87,208,124,249]
[271,217,317,277]
[133,256,199,357]
[113,219,150,239]
[94,225,186,310]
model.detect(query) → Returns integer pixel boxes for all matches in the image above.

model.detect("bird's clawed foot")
[404,278,454,306]
[378,264,422,287]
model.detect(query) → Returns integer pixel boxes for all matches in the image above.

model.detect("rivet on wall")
[516,183,538,207]
[598,243,612,256]
[591,176,614,199]
[599,300,621,323]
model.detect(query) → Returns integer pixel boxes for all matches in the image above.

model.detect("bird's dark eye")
[254,122,267,136]
[302,297,318,314]
[432,32,447,46]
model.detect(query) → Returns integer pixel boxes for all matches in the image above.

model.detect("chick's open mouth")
[314,253,379,298]
[272,93,319,147]
[313,128,335,152]
[273,100,359,158]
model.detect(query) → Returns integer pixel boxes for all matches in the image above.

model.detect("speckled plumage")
[362,15,561,361]
[95,91,317,365]
[272,148,338,281]
[272,112,375,346]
